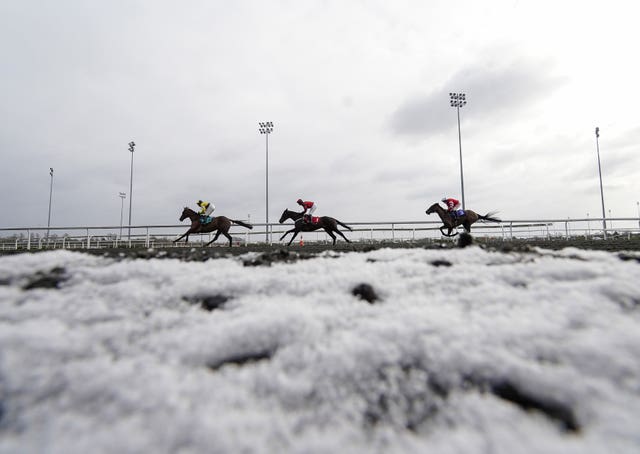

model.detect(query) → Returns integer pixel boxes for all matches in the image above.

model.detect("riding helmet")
[297,198,303,204]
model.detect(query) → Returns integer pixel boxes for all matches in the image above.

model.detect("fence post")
[146,227,150,248]
[392,224,395,241]
[565,221,569,239]
[27,230,31,250]
[86,229,90,249]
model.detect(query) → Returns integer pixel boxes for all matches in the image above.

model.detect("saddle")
[199,215,214,225]
[450,210,465,219]
[303,215,320,225]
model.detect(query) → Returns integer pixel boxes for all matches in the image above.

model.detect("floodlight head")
[259,121,274,134]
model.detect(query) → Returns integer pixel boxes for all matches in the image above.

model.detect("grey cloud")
[389,59,566,137]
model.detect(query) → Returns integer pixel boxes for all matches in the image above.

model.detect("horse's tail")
[336,219,353,231]
[231,220,253,229]
[479,212,501,223]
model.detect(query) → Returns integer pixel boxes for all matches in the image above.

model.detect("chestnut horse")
[174,207,253,246]
[426,203,500,237]
[278,209,352,246]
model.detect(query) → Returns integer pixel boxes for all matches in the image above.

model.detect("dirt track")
[2,233,639,263]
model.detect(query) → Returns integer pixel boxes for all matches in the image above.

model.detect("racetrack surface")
[3,233,639,262]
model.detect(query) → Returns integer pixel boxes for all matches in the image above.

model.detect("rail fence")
[1,217,640,251]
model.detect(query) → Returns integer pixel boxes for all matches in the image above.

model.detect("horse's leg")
[287,230,301,246]
[174,230,192,243]
[280,228,296,241]
[205,230,222,246]
[324,229,337,245]
[223,231,233,247]
[439,226,458,237]
[333,228,350,243]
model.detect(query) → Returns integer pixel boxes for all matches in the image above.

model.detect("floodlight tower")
[119,192,126,239]
[259,122,274,243]
[595,128,606,238]
[128,141,135,240]
[450,92,467,209]
[47,167,54,239]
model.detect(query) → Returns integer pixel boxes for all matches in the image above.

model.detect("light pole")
[259,122,273,243]
[119,192,126,239]
[47,167,54,239]
[450,92,467,209]
[594,128,607,238]
[128,141,135,240]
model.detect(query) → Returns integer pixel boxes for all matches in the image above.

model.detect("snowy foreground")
[1,247,639,454]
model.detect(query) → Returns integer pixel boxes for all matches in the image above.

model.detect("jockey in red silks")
[297,198,316,223]
[441,197,461,220]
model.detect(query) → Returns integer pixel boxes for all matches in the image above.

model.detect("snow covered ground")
[1,246,639,454]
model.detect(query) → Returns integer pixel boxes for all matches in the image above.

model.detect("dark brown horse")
[278,209,352,246]
[174,207,253,246]
[426,203,500,237]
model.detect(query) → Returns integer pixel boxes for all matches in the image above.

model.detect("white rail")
[1,218,639,251]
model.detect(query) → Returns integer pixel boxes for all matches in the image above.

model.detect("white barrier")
[1,218,639,250]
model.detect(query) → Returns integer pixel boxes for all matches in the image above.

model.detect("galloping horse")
[278,209,352,246]
[426,203,501,237]
[174,207,253,247]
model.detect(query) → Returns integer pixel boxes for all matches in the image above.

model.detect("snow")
[1,246,639,454]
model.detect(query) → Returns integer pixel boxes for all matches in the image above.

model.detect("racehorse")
[426,203,501,237]
[278,209,352,246]
[174,207,253,247]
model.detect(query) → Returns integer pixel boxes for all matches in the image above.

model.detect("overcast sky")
[1,0,639,229]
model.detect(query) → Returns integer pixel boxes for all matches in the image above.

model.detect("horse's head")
[425,203,441,215]
[179,207,192,222]
[279,209,290,224]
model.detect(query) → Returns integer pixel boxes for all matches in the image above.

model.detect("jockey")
[297,198,316,223]
[196,200,215,222]
[441,197,461,220]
